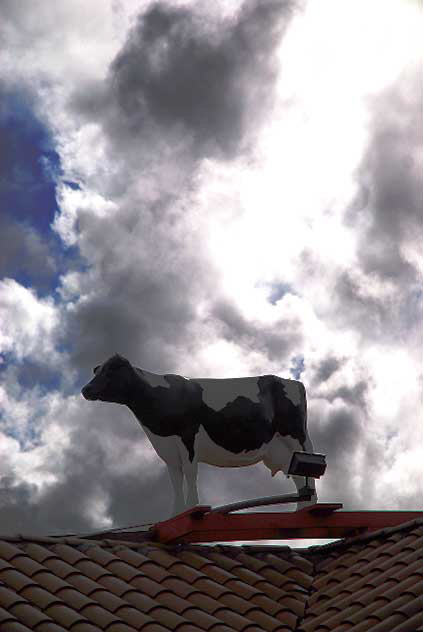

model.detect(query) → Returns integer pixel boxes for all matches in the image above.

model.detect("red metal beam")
[150,504,423,544]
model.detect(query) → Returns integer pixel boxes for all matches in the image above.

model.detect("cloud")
[209,298,303,363]
[74,0,296,165]
[0,393,175,535]
[344,68,421,282]
[0,1,421,542]
[0,217,57,290]
[0,279,60,361]
[58,0,299,373]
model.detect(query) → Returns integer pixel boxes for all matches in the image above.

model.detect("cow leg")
[167,464,185,516]
[184,458,199,509]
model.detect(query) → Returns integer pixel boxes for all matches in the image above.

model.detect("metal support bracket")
[150,504,423,544]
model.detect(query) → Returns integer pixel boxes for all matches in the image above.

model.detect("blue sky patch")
[0,87,61,234]
[267,282,293,305]
[0,85,84,296]
[289,355,305,380]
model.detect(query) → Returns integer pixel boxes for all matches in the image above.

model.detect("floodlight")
[288,452,327,479]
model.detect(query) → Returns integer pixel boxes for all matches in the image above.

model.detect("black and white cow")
[81,354,318,515]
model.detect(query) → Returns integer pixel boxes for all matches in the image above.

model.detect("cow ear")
[93,365,100,374]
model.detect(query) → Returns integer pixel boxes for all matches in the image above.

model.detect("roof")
[0,518,421,632]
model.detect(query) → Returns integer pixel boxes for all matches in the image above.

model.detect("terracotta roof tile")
[224,578,261,600]
[0,589,26,614]
[200,564,238,584]
[104,624,138,632]
[213,607,256,631]
[137,561,170,583]
[170,562,206,583]
[34,623,68,632]
[182,606,224,629]
[145,548,181,569]
[245,592,283,616]
[141,625,170,632]
[0,622,33,632]
[113,547,150,568]
[70,623,106,632]
[98,574,134,597]
[0,603,18,623]
[0,541,26,561]
[0,568,38,592]
[112,604,156,628]
[161,575,195,598]
[154,590,191,614]
[187,589,222,613]
[0,517,421,632]
[10,602,54,628]
[245,607,286,631]
[51,587,92,611]
[19,585,62,610]
[207,551,245,572]
[31,570,71,594]
[218,591,255,615]
[177,549,216,570]
[51,544,88,566]
[192,576,229,599]
[85,586,124,610]
[274,594,306,617]
[63,573,98,595]
[74,559,113,582]
[274,608,299,629]
[45,603,93,629]
[148,606,191,629]
[176,625,209,632]
[134,575,166,599]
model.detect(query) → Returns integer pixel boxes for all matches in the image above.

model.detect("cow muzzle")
[81,385,99,400]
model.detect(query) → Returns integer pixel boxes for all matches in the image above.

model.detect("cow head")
[81,354,136,404]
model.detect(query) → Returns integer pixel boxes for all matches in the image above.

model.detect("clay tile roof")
[0,518,421,631]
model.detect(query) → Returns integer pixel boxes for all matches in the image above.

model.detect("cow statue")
[81,354,318,515]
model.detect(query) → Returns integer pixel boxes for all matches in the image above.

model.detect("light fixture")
[288,451,327,479]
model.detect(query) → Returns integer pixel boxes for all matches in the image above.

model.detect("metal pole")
[210,489,313,514]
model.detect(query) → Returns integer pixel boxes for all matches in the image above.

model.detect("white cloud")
[0,279,60,361]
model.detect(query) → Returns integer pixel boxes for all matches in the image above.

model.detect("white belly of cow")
[195,426,267,467]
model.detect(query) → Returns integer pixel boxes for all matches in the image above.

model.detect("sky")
[0,0,421,547]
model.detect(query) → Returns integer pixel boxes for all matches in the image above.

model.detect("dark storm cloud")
[308,407,364,509]
[314,356,342,383]
[209,299,303,363]
[327,69,422,342]
[333,266,421,344]
[65,0,299,374]
[345,69,421,284]
[73,0,296,165]
[0,404,172,536]
[66,198,214,372]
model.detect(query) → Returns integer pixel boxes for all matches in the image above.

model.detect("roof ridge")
[303,516,423,556]
[1,516,421,551]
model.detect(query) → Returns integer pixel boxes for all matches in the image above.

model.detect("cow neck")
[125,370,154,425]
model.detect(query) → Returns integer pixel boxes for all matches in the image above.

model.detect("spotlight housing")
[288,452,327,479]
